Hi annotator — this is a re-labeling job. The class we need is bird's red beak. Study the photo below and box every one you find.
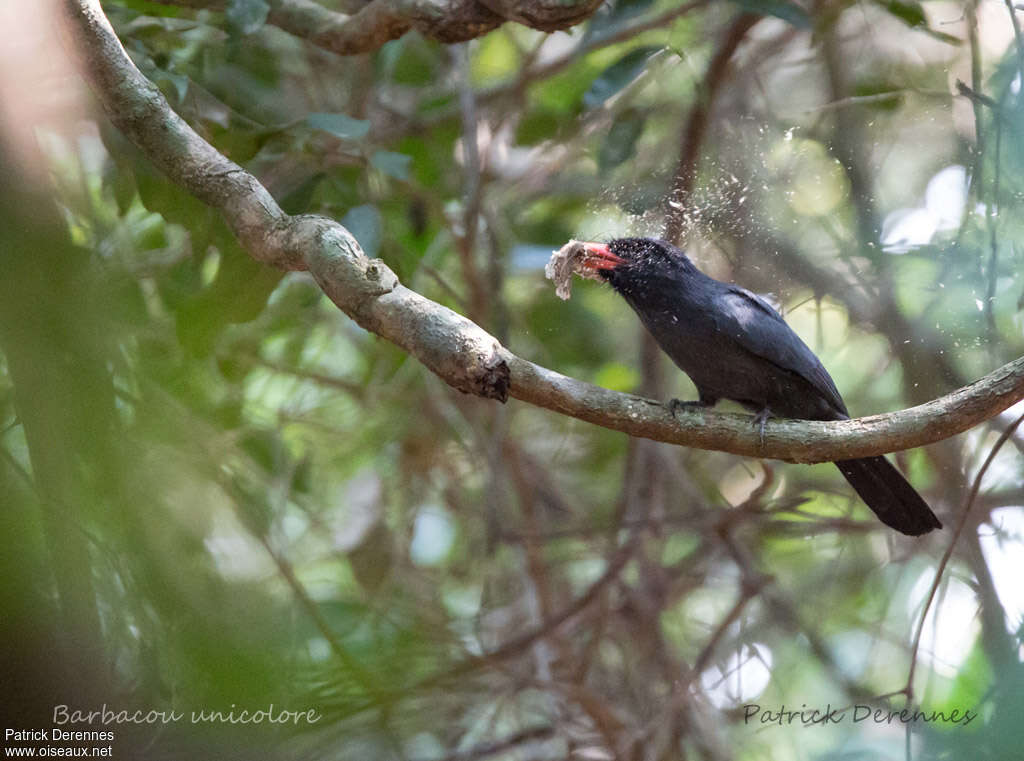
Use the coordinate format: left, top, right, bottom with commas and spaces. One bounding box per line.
579, 242, 626, 273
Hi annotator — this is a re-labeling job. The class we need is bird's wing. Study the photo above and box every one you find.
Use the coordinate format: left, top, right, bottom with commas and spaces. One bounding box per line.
714, 285, 848, 416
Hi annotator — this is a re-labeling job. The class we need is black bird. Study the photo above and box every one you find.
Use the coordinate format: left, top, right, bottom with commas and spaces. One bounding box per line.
578, 237, 941, 536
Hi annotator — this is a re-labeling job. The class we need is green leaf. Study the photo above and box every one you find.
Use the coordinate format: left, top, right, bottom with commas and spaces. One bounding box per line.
225, 0, 270, 35
586, 0, 657, 42
306, 112, 371, 140
852, 81, 904, 111
873, 0, 959, 43
383, 37, 442, 86
598, 109, 646, 171
397, 125, 458, 187
876, 0, 926, 27
583, 46, 662, 110
515, 111, 562, 145
593, 361, 640, 392
342, 205, 382, 258
731, 0, 811, 28
472, 31, 520, 87
370, 150, 412, 181
103, 159, 137, 215
162, 72, 190, 103
939, 640, 992, 719
922, 28, 961, 45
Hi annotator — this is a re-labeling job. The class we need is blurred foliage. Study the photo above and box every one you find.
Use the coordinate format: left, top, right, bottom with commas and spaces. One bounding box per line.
4, 0, 1024, 760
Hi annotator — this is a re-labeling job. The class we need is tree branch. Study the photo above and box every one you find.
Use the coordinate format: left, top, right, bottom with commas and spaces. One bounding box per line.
63, 0, 1024, 465
148, 0, 604, 55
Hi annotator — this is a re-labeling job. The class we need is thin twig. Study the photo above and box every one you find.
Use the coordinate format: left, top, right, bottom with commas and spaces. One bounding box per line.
417, 261, 470, 310
344, 533, 642, 717
229, 353, 367, 396
797, 90, 914, 113
1004, 0, 1024, 88
956, 82, 1020, 127
819, 11, 881, 257
627, 523, 766, 752
469, 0, 710, 113
524, 1, 705, 86
424, 725, 554, 761
375, 0, 709, 142
257, 533, 380, 692
904, 410, 1024, 700
453, 43, 488, 324
984, 95, 1004, 344
663, 12, 760, 244
956, 80, 1002, 113
965, 0, 986, 240
0, 443, 111, 557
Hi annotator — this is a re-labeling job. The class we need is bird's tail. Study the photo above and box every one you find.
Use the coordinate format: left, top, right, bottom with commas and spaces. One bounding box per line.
834, 457, 941, 536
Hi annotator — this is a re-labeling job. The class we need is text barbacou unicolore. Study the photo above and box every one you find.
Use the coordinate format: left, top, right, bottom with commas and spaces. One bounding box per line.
742, 704, 977, 727
52, 704, 321, 726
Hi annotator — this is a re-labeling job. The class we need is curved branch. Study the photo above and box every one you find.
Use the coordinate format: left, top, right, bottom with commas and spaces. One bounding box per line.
260, 0, 503, 51
506, 354, 1024, 462
148, 0, 603, 55
146, 0, 492, 55
62, 0, 1024, 465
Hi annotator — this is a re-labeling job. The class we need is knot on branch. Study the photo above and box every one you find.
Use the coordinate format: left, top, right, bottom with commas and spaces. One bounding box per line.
301, 217, 396, 306
464, 346, 510, 401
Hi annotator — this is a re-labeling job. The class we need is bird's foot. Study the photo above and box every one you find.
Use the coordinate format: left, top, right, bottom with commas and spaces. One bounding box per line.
667, 398, 710, 419
751, 407, 772, 446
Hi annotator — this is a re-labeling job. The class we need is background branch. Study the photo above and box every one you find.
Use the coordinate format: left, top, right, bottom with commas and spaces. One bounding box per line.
663, 11, 759, 244
150, 0, 605, 55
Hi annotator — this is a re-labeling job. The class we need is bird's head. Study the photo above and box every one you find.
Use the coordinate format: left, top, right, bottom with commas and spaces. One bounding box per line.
579, 238, 695, 293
